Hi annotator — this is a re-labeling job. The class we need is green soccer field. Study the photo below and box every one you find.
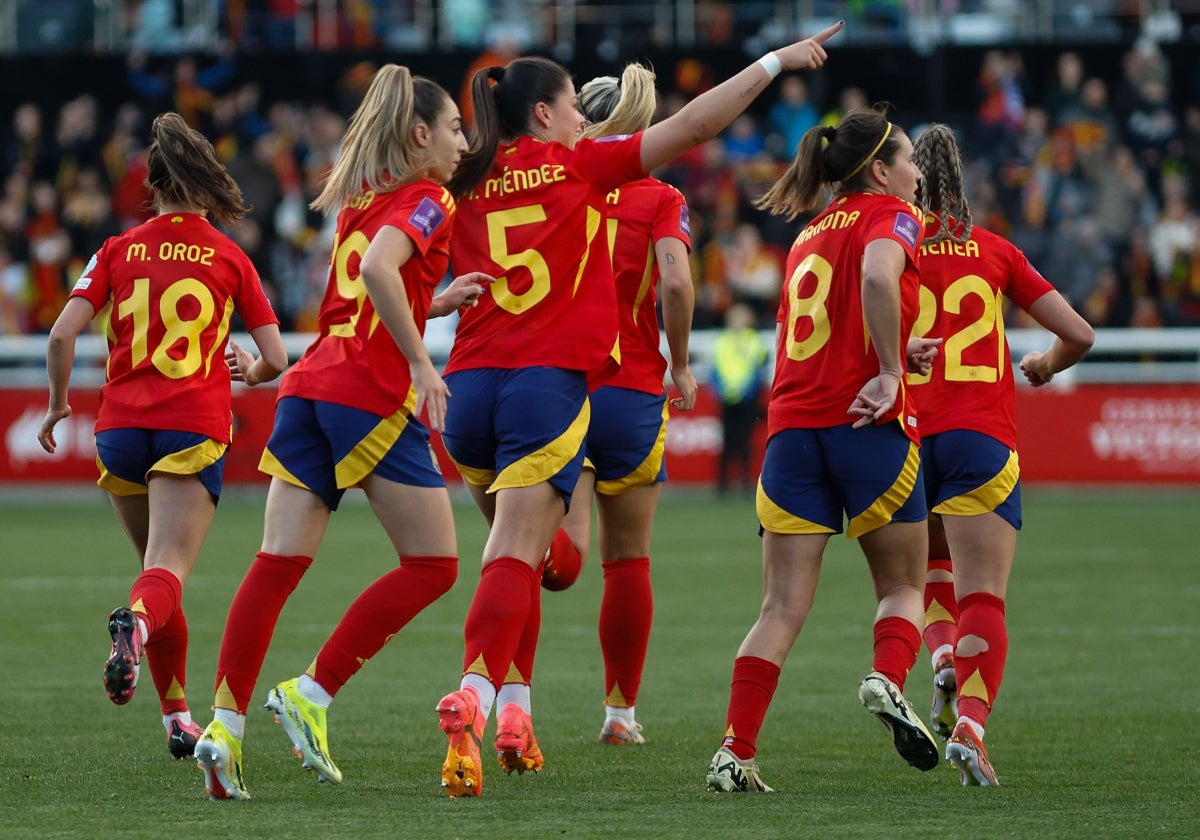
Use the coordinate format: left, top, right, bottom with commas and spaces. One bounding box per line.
1, 487, 1197, 838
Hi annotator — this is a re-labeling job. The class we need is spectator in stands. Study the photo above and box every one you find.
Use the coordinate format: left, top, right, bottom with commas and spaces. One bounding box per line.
127, 51, 235, 133
1043, 51, 1085, 128
767, 75, 820, 161
1149, 173, 1200, 325
723, 223, 783, 328
3, 103, 56, 182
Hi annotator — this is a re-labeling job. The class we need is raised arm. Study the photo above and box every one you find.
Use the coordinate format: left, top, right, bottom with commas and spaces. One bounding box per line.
639, 21, 843, 173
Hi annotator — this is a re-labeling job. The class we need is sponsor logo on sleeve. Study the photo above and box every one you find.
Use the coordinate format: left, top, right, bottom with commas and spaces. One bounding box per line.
408, 196, 446, 239
679, 204, 691, 238
893, 212, 920, 249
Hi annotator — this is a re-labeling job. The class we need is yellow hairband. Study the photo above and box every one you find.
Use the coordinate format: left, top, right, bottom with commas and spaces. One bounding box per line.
843, 122, 893, 180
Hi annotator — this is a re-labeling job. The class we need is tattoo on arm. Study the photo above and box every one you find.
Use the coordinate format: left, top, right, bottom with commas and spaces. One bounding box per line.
738, 79, 765, 98
663, 253, 676, 264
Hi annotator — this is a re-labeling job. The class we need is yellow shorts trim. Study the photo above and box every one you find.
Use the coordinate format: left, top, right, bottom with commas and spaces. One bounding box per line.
756, 478, 838, 535
595, 399, 669, 496
847, 440, 922, 539
489, 399, 591, 493
932, 449, 1020, 517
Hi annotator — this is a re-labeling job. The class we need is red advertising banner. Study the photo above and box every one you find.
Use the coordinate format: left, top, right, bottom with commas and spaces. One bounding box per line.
3, 384, 1197, 485
1014, 384, 1200, 483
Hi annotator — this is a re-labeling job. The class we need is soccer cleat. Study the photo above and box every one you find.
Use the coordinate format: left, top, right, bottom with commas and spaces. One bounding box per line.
265, 678, 342, 785
705, 746, 774, 793
598, 717, 645, 745
946, 720, 1000, 786
858, 671, 940, 771
195, 720, 250, 801
437, 688, 484, 797
930, 655, 959, 740
103, 607, 143, 705
494, 703, 545, 775
167, 718, 206, 760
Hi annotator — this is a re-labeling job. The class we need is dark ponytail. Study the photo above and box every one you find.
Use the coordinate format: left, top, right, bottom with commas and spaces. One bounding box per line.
447, 57, 572, 199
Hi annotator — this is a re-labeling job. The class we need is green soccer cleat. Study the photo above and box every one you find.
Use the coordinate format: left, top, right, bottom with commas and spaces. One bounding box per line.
195, 720, 250, 801
265, 678, 342, 785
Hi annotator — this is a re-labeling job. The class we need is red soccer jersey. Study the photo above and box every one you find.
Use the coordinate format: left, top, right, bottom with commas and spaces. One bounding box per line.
908, 220, 1054, 447
280, 180, 456, 418
604, 177, 692, 394
70, 212, 277, 442
767, 192, 924, 442
445, 133, 646, 388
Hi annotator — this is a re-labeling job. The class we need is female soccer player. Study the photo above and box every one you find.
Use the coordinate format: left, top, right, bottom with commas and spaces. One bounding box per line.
37, 112, 286, 760
533, 62, 698, 746
705, 106, 939, 794
910, 124, 1093, 786
193, 65, 491, 801
434, 23, 844, 798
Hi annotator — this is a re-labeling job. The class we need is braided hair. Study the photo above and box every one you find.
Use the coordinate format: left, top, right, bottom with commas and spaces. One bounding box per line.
911, 123, 972, 245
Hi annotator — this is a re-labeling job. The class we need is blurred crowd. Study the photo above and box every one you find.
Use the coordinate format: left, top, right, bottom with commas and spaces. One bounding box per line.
2, 38, 1200, 337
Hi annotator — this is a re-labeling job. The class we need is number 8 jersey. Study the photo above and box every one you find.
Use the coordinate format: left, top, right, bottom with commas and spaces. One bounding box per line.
768, 192, 924, 442
70, 212, 278, 442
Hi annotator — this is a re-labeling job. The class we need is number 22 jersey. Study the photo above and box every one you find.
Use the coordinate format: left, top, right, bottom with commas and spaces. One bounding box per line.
70, 212, 277, 443
909, 219, 1053, 448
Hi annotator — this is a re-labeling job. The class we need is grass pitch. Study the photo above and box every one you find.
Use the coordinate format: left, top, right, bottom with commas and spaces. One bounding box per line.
1, 487, 1197, 838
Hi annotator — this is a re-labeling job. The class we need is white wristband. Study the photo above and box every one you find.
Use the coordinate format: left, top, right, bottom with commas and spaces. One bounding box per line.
757, 52, 782, 79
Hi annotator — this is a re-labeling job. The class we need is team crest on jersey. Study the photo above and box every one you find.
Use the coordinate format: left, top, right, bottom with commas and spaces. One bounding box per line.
893, 212, 920, 248
409, 196, 446, 238
679, 204, 691, 238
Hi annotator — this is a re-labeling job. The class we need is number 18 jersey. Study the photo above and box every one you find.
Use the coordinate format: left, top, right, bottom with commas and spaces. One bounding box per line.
768, 192, 924, 442
70, 212, 277, 442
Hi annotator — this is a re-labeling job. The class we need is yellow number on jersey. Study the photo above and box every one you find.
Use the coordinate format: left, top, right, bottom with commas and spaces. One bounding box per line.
783, 253, 833, 361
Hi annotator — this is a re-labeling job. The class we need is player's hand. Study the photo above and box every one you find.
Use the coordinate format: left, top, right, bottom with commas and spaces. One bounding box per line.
906, 336, 943, 376
1019, 351, 1053, 387
38, 404, 71, 454
225, 339, 256, 384
669, 364, 698, 411
847, 370, 900, 429
438, 271, 494, 313
775, 20, 844, 72
411, 359, 451, 432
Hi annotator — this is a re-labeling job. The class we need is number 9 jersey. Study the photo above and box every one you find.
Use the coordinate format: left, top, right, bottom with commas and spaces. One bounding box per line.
908, 219, 1054, 448
70, 212, 278, 443
769, 192, 924, 443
